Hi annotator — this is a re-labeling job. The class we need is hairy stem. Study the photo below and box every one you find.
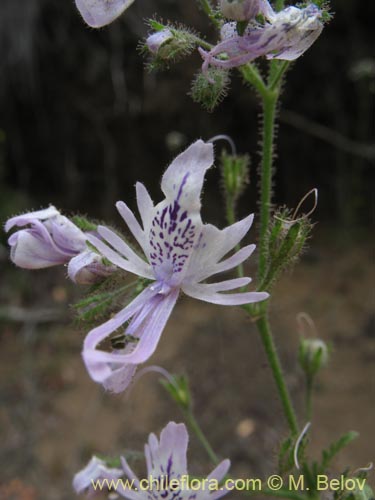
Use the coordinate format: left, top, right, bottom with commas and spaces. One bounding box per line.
256, 316, 299, 435
258, 91, 277, 283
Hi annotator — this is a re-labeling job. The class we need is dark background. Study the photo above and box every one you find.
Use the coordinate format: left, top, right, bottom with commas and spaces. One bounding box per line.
0, 0, 374, 226
0, 1, 374, 499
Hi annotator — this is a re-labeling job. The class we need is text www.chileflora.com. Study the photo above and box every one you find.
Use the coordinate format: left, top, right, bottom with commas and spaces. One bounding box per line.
91, 474, 368, 493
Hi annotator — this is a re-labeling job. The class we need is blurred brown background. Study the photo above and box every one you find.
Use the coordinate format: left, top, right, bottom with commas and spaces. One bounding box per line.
0, 0, 374, 499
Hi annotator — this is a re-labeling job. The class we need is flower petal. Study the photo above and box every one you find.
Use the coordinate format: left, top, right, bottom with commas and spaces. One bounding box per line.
75, 0, 135, 28
4, 206, 60, 232
73, 456, 123, 495
86, 233, 154, 279
67, 249, 115, 284
183, 282, 269, 305
192, 244, 256, 283
184, 214, 254, 283
161, 140, 214, 212
8, 230, 68, 268
83, 286, 179, 391
147, 422, 188, 478
136, 182, 154, 235
98, 225, 152, 275
116, 200, 150, 257
148, 140, 214, 285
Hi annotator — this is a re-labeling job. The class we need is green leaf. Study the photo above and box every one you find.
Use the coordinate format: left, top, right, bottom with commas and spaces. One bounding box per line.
321, 432, 359, 470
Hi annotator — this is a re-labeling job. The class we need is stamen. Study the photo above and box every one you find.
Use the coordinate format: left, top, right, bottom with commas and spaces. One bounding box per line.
297, 312, 318, 338
294, 422, 311, 470
354, 462, 374, 474
292, 188, 318, 221
208, 134, 237, 155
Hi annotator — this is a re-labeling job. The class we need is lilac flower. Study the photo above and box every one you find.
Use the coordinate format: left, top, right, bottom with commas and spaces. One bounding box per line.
119, 421, 231, 500
5, 206, 113, 285
73, 456, 123, 497
83, 140, 268, 393
200, 4, 323, 71
75, 0, 135, 28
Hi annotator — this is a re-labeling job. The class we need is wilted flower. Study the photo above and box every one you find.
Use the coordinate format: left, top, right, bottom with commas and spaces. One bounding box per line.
119, 422, 231, 499
83, 140, 268, 393
200, 4, 323, 71
73, 456, 123, 497
5, 206, 114, 284
75, 0, 135, 28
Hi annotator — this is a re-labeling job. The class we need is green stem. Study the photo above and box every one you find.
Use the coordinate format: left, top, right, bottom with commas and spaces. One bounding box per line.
197, 0, 222, 29
192, 35, 214, 51
258, 92, 277, 283
184, 410, 219, 465
269, 61, 290, 91
240, 63, 268, 99
306, 376, 313, 421
256, 316, 299, 435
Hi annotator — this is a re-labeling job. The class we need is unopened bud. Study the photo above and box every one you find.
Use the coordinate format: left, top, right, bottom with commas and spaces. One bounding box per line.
160, 374, 191, 412
299, 338, 329, 378
221, 151, 250, 201
190, 68, 230, 112
144, 23, 196, 67
260, 210, 312, 290
219, 0, 260, 21
146, 29, 173, 55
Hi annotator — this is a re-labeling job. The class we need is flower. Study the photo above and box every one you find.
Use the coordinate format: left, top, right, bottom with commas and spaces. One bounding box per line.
75, 0, 135, 28
200, 4, 323, 71
119, 422, 230, 500
73, 456, 123, 497
83, 140, 268, 392
5, 206, 114, 284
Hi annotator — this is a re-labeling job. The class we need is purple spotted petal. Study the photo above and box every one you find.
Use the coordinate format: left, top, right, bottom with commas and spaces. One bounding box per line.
75, 0, 135, 28
148, 140, 214, 285
145, 422, 188, 478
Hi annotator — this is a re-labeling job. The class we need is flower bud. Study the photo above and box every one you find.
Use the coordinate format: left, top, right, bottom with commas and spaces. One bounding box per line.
146, 29, 173, 55
260, 209, 312, 291
299, 338, 329, 378
219, 0, 260, 21
160, 374, 191, 412
144, 24, 197, 67
191, 67, 230, 112
221, 151, 250, 202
